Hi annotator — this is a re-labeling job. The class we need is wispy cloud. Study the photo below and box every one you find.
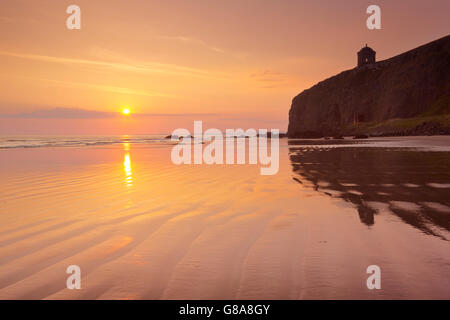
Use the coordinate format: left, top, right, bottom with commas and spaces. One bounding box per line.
3, 74, 170, 98
0, 16, 39, 24
155, 35, 226, 54
250, 69, 293, 88
0, 50, 217, 79
0, 107, 220, 119
1, 108, 115, 119
41, 77, 170, 98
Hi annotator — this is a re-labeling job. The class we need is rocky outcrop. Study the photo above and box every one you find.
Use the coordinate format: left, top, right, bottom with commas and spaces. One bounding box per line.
288, 35, 450, 138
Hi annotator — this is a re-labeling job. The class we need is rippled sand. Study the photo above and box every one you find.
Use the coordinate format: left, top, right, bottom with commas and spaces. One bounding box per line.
0, 137, 449, 299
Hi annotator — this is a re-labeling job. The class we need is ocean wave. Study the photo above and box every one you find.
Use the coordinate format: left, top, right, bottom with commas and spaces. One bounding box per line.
0, 135, 169, 149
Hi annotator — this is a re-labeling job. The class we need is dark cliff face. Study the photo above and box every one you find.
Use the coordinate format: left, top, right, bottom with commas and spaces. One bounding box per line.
288, 35, 450, 138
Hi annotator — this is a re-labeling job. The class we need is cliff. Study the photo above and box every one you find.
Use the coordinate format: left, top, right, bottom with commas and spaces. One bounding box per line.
288, 35, 450, 138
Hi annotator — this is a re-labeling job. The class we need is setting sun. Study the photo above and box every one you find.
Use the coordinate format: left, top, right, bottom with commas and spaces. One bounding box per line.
122, 108, 131, 115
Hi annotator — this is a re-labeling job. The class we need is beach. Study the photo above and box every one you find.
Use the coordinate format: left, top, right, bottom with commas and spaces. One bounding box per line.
0, 136, 449, 299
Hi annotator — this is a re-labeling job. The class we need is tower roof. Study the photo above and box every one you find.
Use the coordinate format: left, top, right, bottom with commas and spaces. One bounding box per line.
359, 44, 376, 54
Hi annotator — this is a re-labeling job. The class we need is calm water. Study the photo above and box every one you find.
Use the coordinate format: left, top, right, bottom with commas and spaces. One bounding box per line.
0, 136, 449, 299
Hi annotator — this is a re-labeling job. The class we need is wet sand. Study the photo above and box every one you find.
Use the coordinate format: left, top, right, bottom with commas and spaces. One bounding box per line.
0, 136, 449, 299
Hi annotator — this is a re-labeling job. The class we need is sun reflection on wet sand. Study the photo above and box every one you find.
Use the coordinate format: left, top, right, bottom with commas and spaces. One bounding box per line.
123, 143, 133, 188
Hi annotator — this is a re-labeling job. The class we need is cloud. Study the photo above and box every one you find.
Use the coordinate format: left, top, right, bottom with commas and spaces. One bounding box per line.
3, 74, 170, 98
0, 50, 216, 79
1, 108, 115, 119
0, 16, 39, 24
41, 77, 170, 98
0, 107, 220, 119
221, 117, 285, 124
137, 113, 220, 117
249, 69, 292, 88
155, 35, 226, 54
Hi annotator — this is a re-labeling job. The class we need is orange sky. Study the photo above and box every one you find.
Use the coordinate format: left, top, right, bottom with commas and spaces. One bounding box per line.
0, 0, 449, 134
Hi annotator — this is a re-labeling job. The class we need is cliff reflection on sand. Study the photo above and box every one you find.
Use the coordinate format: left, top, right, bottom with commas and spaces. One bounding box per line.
289, 139, 450, 240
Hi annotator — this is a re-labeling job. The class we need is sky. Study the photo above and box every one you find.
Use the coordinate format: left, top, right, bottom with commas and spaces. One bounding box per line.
0, 0, 449, 135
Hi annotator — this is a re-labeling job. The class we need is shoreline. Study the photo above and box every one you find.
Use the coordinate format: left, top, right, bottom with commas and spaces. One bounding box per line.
287, 115, 450, 139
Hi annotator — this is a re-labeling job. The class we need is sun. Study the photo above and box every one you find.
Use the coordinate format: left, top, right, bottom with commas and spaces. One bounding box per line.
122, 108, 131, 115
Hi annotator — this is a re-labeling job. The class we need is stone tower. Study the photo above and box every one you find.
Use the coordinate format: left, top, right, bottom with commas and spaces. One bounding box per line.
357, 44, 376, 67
